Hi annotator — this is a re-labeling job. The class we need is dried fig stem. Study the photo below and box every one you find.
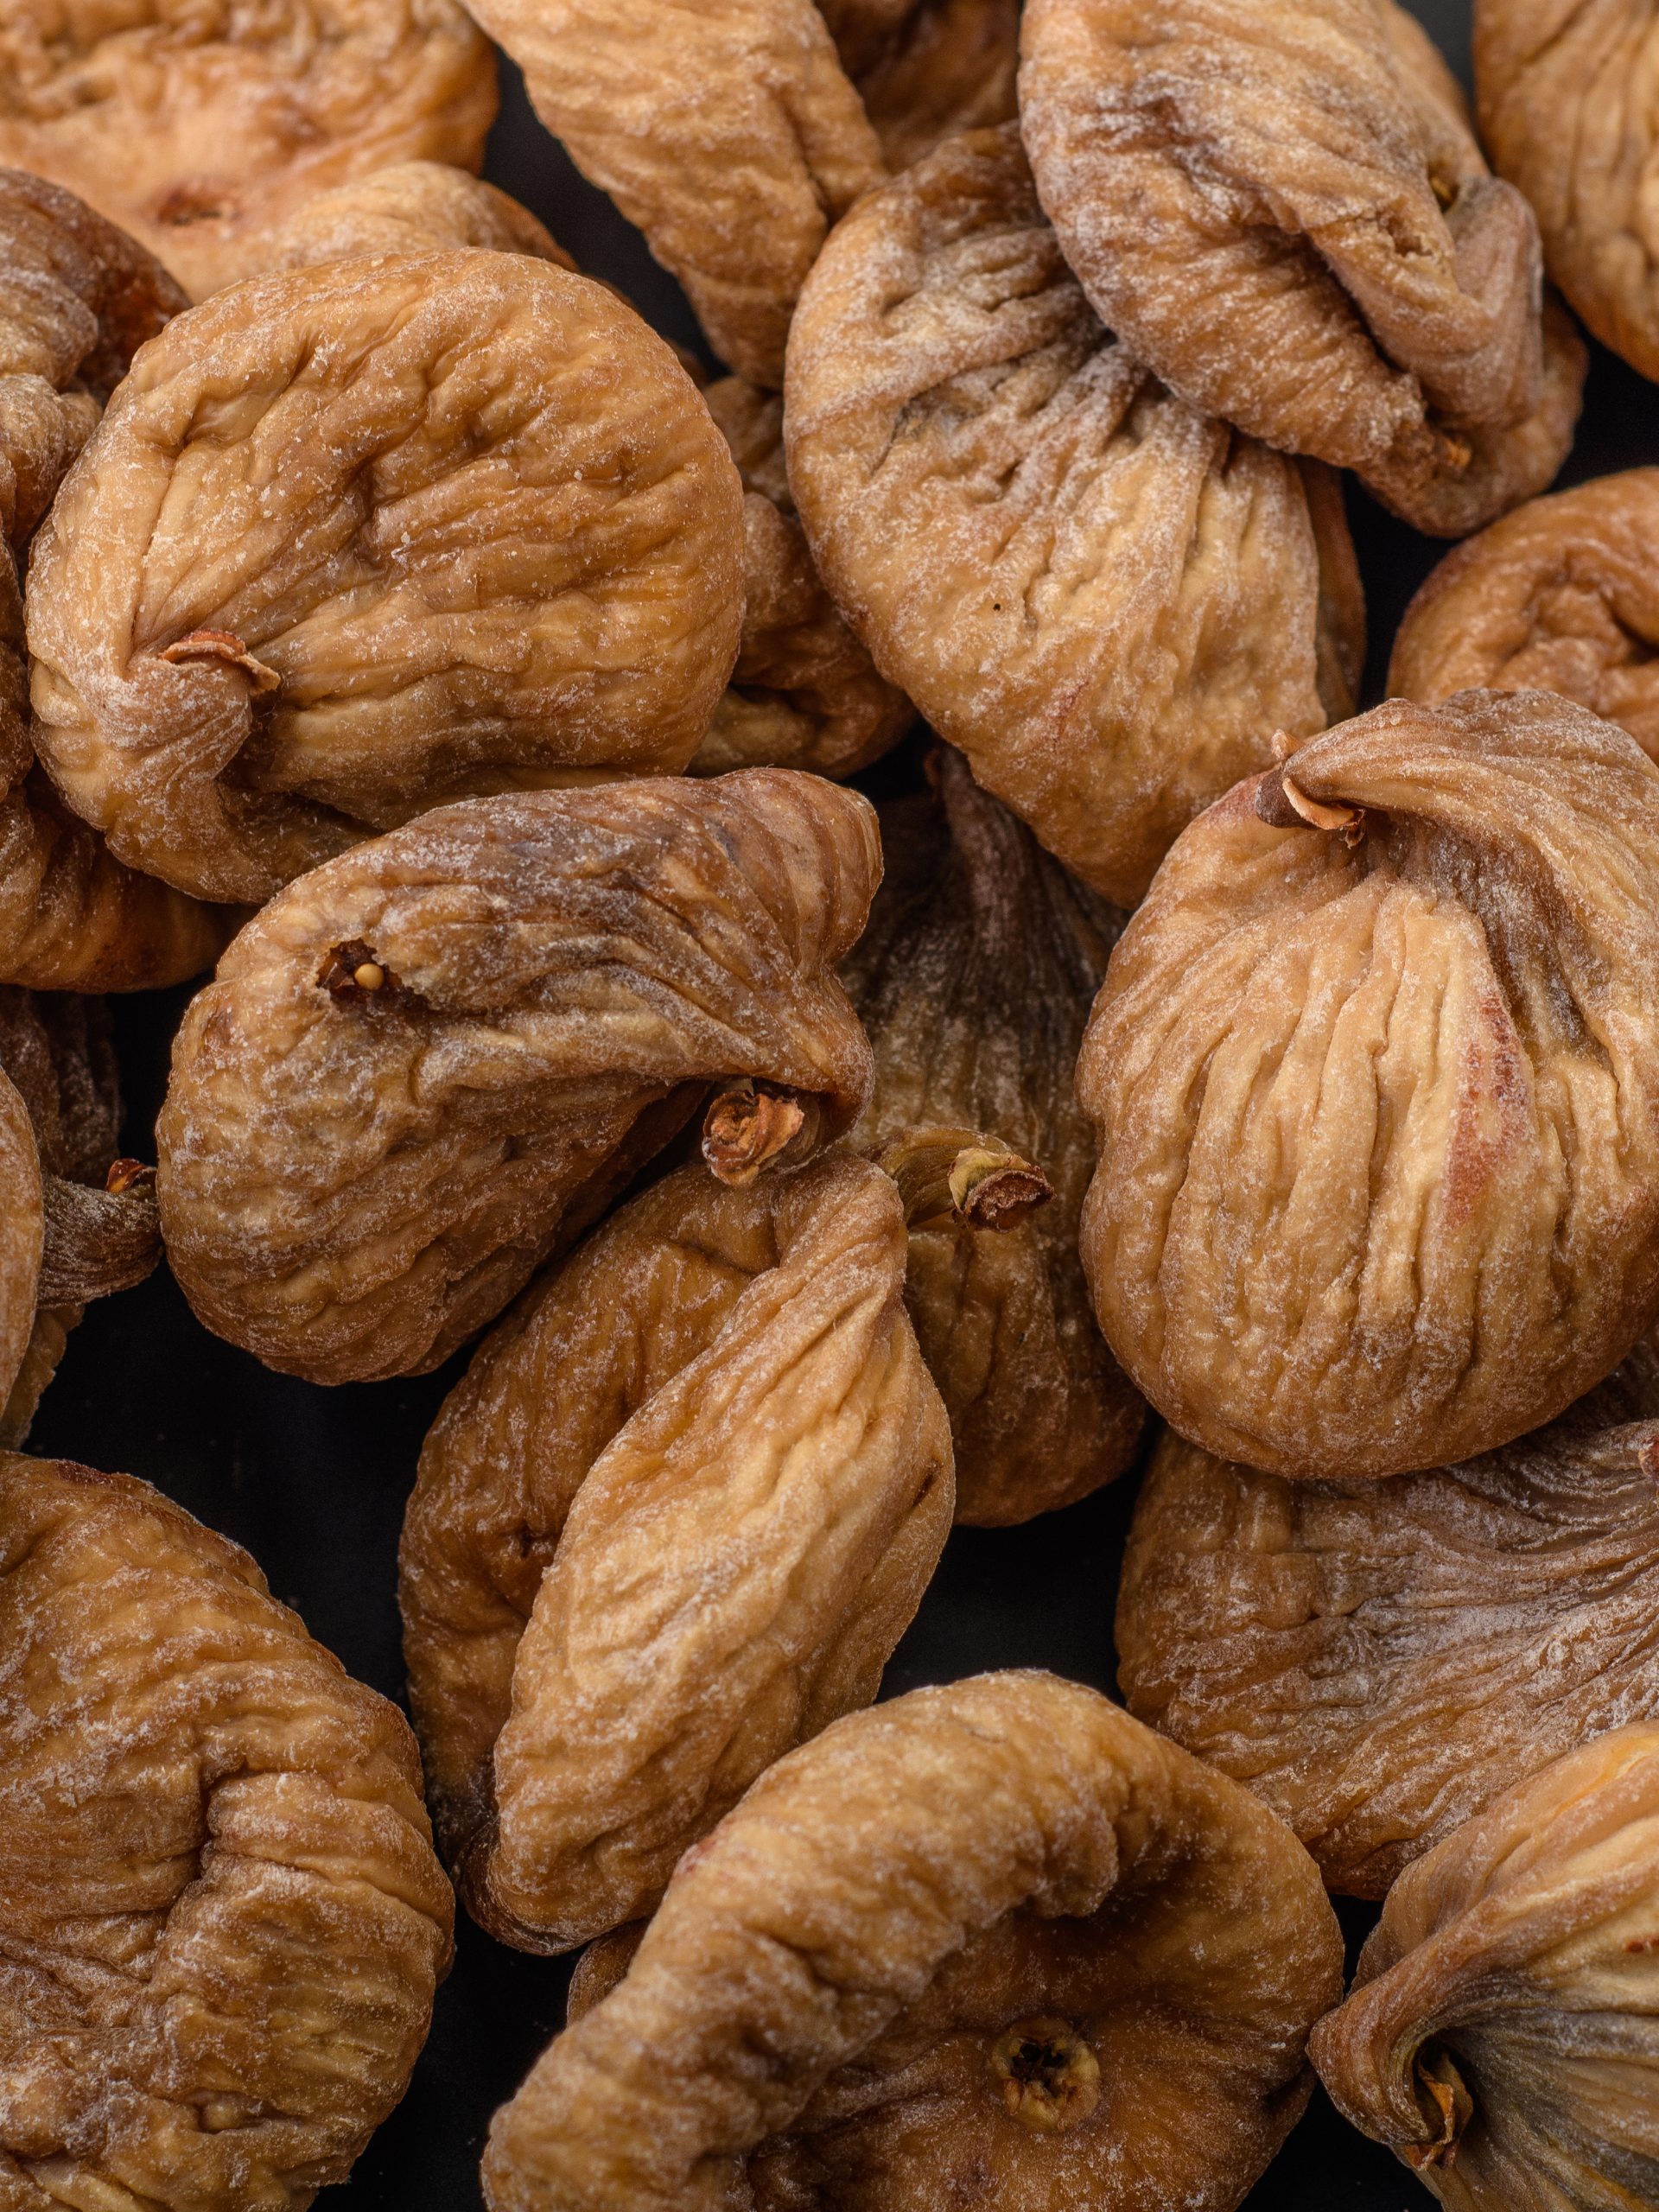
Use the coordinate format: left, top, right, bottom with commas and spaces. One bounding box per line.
1579, 1421, 1659, 1478
156, 629, 282, 694
1404, 2050, 1473, 2171
39, 1161, 160, 1304
701, 1080, 820, 1187
1255, 762, 1367, 845
876, 1125, 1052, 1232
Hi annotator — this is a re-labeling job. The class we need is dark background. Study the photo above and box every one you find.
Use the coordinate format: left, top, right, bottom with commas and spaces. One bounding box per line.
25, 0, 1644, 2201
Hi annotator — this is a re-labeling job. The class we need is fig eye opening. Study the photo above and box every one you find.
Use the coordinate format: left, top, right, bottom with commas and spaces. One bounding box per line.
988, 2015, 1102, 2133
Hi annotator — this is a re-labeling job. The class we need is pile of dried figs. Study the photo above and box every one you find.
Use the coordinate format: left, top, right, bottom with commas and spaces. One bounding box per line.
5, 0, 1659, 2204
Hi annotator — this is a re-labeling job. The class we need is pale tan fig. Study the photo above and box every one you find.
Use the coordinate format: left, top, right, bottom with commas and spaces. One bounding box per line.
1019, 0, 1586, 535
400, 1151, 952, 1952
0, 1452, 454, 2209
26, 251, 747, 904
265, 161, 576, 273
156, 772, 879, 1386
1080, 689, 1659, 1479
1311, 1725, 1659, 2209
819, 0, 1017, 168
785, 123, 1364, 906
482, 1671, 1343, 2212
842, 749, 1146, 1523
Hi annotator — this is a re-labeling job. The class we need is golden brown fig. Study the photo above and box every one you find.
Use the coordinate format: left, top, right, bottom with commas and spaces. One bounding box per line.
26, 251, 747, 905
820, 0, 1018, 169
0, 1452, 454, 2209
156, 772, 879, 1385
1390, 469, 1659, 760
1116, 1350, 1659, 1897
785, 123, 1364, 906
400, 1151, 952, 1952
481, 1670, 1344, 2212
842, 749, 1146, 1523
1311, 1726, 1659, 2209
265, 161, 575, 273
0, 0, 497, 301
1019, 0, 1586, 536
1080, 689, 1659, 1480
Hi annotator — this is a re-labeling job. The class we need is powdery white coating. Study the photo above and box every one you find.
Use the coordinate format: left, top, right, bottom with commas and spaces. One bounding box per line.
25, 250, 748, 905
483, 1671, 1344, 2212
1312, 1725, 1659, 2208
156, 772, 880, 1386
457, 0, 885, 386
401, 1151, 952, 1952
1020, 0, 1584, 535
0, 0, 498, 300
265, 160, 576, 273
0, 1455, 454, 2210
785, 122, 1363, 907
820, 0, 1018, 169
1080, 688, 1659, 1480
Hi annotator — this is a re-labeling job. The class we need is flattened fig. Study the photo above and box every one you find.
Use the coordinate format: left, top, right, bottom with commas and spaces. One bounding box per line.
400, 1151, 952, 1951
1080, 690, 1659, 1478
482, 1671, 1343, 2212
156, 772, 879, 1384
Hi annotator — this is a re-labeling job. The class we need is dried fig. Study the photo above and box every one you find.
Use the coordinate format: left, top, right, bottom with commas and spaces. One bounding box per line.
266, 160, 575, 273
1311, 1725, 1659, 2209
26, 251, 747, 905
842, 749, 1146, 1524
1019, 0, 1586, 536
400, 1150, 952, 1952
0, 1452, 454, 2209
1117, 1347, 1659, 1897
695, 375, 914, 779
481, 1670, 1344, 2211
1390, 470, 1659, 760
156, 772, 879, 1385
819, 0, 1018, 169
785, 122, 1364, 906
0, 0, 497, 302
1079, 689, 1659, 1479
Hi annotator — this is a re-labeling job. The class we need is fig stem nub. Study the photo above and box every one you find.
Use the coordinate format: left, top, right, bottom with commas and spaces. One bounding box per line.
876, 1125, 1052, 1232
701, 1080, 810, 1188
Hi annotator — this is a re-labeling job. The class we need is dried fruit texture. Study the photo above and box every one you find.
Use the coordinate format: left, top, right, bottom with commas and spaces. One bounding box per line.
1117, 1344, 1659, 1897
819, 0, 1018, 168
457, 0, 884, 387
0, 1453, 454, 2209
694, 376, 913, 779
156, 772, 879, 1385
1079, 689, 1659, 1480
1019, 0, 1586, 536
1311, 1726, 1659, 2209
401, 1151, 952, 1953
481, 1670, 1344, 2212
0, 0, 496, 302
1390, 470, 1659, 761
785, 123, 1365, 906
26, 251, 747, 905
266, 161, 575, 273
841, 750, 1145, 1524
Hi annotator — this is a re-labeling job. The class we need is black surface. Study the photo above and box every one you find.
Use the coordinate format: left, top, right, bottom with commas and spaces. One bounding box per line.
18, 2, 1621, 2202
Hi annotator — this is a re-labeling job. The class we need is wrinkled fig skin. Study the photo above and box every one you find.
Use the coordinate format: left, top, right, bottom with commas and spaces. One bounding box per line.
26, 251, 747, 906
1391, 469, 1659, 760
156, 773, 880, 1386
695, 376, 914, 780
0, 1455, 454, 2210
785, 123, 1364, 907
0, 0, 497, 302
819, 0, 1018, 169
1019, 0, 1585, 536
0, 1066, 40, 1421
842, 752, 1146, 1524
401, 1153, 953, 1953
265, 160, 576, 273
1311, 1726, 1659, 2209
1117, 1348, 1659, 1897
1080, 690, 1659, 1481
482, 1671, 1344, 2212
456, 0, 884, 387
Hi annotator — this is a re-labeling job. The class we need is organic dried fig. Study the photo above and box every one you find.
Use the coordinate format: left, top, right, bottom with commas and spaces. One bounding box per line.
0, 0, 497, 301
1390, 470, 1659, 760
481, 1670, 1343, 2211
1079, 689, 1659, 1479
1117, 1346, 1659, 1897
1311, 1725, 1659, 2209
785, 122, 1364, 906
26, 251, 747, 904
1019, 0, 1586, 536
694, 375, 913, 779
842, 749, 1145, 1524
400, 1150, 952, 1952
0, 1452, 454, 2209
156, 772, 879, 1385
819, 0, 1018, 168
266, 160, 575, 273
